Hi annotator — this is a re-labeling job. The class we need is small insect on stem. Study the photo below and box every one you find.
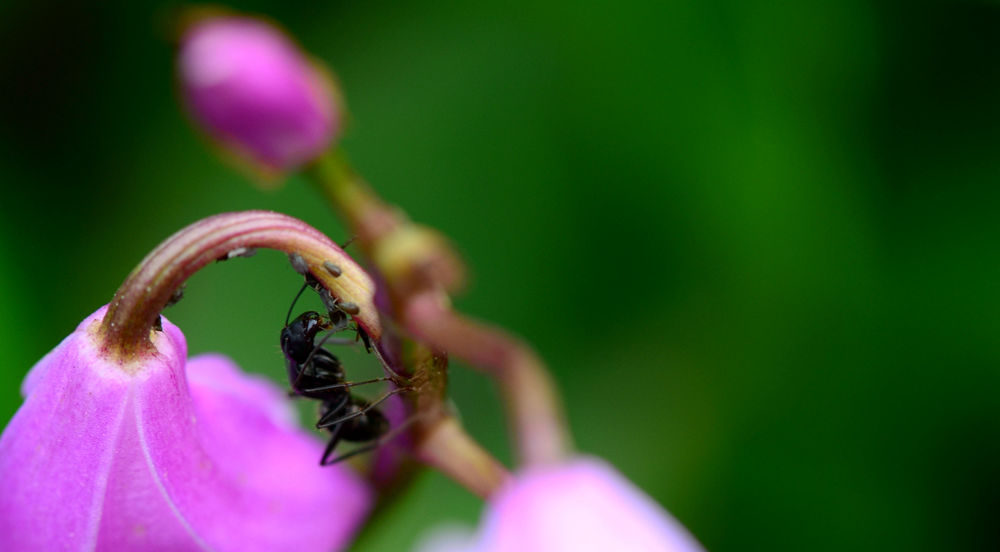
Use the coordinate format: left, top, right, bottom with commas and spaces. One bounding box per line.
323, 261, 342, 278
288, 252, 310, 275
157, 285, 184, 334
217, 247, 257, 262
165, 285, 186, 308
315, 285, 338, 311
336, 301, 360, 315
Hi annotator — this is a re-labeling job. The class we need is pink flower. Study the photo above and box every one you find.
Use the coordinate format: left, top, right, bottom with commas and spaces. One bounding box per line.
0, 306, 370, 551
177, 16, 339, 173
419, 458, 704, 552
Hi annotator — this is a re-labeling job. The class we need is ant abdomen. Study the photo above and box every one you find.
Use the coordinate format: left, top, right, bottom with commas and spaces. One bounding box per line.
319, 397, 388, 442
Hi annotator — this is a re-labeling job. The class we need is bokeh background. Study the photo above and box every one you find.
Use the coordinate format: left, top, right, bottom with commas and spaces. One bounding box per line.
2, 0, 1000, 550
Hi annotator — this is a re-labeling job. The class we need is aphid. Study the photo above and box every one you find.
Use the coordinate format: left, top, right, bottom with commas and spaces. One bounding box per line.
157, 285, 185, 331
294, 272, 351, 331
288, 252, 310, 275
315, 286, 347, 328
217, 246, 257, 261
165, 284, 186, 307
280, 285, 405, 465
336, 301, 360, 315
323, 261, 342, 277
290, 254, 354, 321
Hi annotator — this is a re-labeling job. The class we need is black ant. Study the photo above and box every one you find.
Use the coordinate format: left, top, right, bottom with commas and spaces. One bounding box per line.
280, 274, 408, 465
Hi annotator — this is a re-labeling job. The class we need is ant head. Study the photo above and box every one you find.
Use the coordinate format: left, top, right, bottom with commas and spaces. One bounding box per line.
289, 311, 328, 332
282, 310, 329, 357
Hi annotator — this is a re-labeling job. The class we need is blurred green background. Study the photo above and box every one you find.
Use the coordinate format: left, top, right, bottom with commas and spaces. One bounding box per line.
2, 0, 1000, 550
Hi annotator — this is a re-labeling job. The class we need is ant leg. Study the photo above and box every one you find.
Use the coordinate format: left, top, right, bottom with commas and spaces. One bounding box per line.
355, 326, 373, 353
320, 423, 345, 465
317, 395, 351, 464
327, 394, 350, 416
316, 387, 409, 429
316, 286, 348, 327
322, 414, 423, 465
316, 335, 356, 347
315, 393, 351, 428
301, 330, 355, 374
298, 376, 391, 395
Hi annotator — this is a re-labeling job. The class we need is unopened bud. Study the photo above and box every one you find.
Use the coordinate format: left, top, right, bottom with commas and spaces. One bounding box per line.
177, 16, 340, 177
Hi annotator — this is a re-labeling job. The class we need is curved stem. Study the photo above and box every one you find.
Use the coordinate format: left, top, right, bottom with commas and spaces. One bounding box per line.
308, 150, 400, 244
416, 416, 510, 498
307, 151, 571, 467
308, 152, 465, 295
404, 291, 570, 466
374, 340, 510, 498
97, 210, 509, 498
99, 210, 380, 361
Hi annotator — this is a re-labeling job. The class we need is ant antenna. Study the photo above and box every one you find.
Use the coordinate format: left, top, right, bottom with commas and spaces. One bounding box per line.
285, 282, 310, 327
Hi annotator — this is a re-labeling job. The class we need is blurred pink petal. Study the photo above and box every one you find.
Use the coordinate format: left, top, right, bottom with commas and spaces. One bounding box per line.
178, 16, 339, 172
0, 306, 371, 551
421, 457, 704, 552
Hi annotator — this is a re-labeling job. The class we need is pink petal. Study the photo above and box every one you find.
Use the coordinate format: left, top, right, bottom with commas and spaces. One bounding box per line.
0, 306, 371, 552
430, 458, 705, 552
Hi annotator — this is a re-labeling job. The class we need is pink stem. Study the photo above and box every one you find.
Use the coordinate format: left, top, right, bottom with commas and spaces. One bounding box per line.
416, 417, 510, 498
99, 210, 379, 360
404, 291, 571, 466
97, 210, 510, 497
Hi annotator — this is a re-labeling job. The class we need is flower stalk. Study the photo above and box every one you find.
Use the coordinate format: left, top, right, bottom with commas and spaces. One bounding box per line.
416, 417, 510, 499
97, 209, 508, 497
404, 290, 569, 466
171, 12, 512, 497
167, 14, 700, 546
393, 342, 508, 498
309, 151, 465, 296
307, 151, 571, 466
99, 211, 380, 362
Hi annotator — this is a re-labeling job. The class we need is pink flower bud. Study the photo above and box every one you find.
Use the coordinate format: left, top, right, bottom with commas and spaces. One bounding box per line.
0, 306, 370, 551
177, 16, 339, 174
419, 458, 704, 552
